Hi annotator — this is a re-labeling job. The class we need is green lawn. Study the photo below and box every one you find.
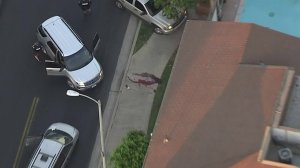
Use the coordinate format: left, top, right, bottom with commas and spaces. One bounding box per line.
147, 50, 177, 135
133, 22, 153, 54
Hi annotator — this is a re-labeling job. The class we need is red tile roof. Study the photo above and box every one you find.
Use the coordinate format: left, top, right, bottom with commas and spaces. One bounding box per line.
143, 21, 296, 168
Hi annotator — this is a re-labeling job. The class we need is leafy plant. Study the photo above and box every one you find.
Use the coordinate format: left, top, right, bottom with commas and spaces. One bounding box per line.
110, 130, 149, 168
154, 0, 201, 19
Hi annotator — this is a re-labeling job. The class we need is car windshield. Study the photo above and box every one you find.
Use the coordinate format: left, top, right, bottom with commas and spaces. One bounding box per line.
64, 47, 93, 71
45, 130, 73, 145
145, 0, 162, 16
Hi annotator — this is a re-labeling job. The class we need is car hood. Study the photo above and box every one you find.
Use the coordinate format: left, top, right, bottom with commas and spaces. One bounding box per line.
49, 123, 79, 138
68, 58, 101, 84
153, 10, 177, 26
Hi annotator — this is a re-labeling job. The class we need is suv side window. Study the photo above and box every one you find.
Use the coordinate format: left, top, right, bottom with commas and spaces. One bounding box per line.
54, 144, 72, 168
126, 0, 133, 4
134, 1, 146, 12
47, 41, 57, 54
54, 156, 64, 168
38, 25, 47, 37
61, 144, 72, 157
57, 52, 65, 66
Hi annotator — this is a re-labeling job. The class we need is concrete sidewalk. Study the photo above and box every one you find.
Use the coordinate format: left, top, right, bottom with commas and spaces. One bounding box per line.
104, 21, 184, 167
88, 17, 184, 168
90, 0, 242, 167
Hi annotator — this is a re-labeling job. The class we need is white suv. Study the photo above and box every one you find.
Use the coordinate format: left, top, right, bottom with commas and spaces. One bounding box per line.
27, 123, 79, 168
115, 0, 187, 34
36, 16, 103, 91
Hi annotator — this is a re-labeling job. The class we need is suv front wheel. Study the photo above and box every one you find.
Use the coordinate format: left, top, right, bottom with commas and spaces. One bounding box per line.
67, 80, 75, 89
115, 1, 123, 9
154, 27, 163, 34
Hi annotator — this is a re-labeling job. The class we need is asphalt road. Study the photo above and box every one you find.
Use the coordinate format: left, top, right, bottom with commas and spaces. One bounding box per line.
0, 0, 130, 167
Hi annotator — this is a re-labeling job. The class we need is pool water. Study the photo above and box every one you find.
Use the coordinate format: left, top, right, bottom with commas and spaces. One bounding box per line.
239, 0, 300, 38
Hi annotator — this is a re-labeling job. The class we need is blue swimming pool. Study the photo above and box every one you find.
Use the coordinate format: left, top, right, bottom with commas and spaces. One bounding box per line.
239, 0, 300, 38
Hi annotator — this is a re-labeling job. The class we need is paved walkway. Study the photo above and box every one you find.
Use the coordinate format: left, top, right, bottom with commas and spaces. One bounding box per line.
89, 0, 242, 167
104, 21, 184, 168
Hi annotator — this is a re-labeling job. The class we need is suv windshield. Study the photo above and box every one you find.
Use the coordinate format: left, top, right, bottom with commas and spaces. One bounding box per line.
45, 130, 73, 145
64, 47, 93, 71
145, 0, 162, 16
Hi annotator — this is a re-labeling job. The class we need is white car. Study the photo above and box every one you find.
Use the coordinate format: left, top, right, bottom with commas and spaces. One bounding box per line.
115, 0, 187, 34
27, 123, 79, 168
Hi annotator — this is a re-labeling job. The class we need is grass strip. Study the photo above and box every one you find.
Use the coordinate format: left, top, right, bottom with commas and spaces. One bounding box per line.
133, 22, 153, 54
147, 50, 177, 136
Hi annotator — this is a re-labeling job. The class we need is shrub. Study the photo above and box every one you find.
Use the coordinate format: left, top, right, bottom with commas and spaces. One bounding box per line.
110, 130, 149, 168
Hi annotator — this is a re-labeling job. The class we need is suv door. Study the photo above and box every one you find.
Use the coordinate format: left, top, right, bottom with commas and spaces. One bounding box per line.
134, 0, 151, 23
45, 51, 65, 76
45, 41, 58, 60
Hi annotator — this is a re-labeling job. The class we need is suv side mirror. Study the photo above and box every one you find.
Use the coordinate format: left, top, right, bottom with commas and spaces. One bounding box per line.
91, 33, 100, 55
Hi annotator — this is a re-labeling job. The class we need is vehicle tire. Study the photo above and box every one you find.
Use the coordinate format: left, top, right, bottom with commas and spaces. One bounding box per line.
115, 1, 123, 9
67, 80, 75, 89
154, 27, 163, 34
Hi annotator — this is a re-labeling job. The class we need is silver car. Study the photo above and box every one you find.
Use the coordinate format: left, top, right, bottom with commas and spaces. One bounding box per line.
36, 16, 103, 90
115, 0, 187, 34
27, 123, 79, 168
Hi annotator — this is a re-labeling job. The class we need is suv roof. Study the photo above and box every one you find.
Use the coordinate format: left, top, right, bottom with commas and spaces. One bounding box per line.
42, 16, 83, 56
30, 139, 63, 168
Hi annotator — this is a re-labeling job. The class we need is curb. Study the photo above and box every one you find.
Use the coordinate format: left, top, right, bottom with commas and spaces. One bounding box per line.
104, 16, 141, 155
88, 15, 141, 168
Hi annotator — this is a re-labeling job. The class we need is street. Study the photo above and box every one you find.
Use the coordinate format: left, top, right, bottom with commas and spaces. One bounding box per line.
0, 0, 130, 167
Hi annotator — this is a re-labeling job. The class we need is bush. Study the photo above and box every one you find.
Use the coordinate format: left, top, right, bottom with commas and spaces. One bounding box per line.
155, 0, 197, 19
110, 130, 149, 168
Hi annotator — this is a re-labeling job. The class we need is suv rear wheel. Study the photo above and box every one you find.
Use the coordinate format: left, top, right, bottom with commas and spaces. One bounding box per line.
115, 1, 123, 9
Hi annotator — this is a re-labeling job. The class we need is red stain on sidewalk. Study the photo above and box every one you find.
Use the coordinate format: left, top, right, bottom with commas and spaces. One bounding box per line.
128, 72, 161, 86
